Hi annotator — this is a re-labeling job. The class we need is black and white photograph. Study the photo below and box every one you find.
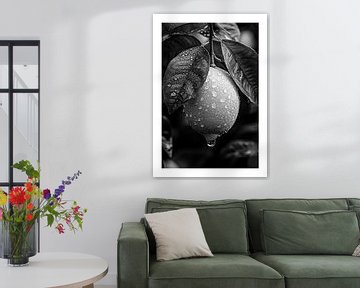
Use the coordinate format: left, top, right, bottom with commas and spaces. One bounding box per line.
153, 14, 267, 177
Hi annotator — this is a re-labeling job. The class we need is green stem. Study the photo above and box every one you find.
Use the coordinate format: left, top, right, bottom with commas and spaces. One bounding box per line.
9, 222, 27, 258
209, 23, 215, 67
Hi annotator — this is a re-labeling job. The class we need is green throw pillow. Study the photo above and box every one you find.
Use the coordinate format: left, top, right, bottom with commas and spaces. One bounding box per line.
349, 205, 360, 228
261, 209, 360, 255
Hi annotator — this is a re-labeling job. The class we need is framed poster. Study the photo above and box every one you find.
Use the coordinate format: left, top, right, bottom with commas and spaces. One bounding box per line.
153, 14, 267, 177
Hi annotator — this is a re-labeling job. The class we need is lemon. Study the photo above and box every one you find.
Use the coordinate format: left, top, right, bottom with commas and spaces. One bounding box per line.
183, 67, 240, 146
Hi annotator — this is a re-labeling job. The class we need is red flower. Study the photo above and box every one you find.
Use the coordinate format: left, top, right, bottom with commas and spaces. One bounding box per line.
26, 203, 34, 210
25, 182, 33, 192
24, 193, 31, 200
9, 187, 26, 205
56, 223, 65, 234
26, 214, 33, 221
72, 205, 80, 215
65, 214, 71, 225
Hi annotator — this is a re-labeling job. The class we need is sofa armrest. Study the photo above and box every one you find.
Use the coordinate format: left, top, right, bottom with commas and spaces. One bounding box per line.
118, 222, 149, 288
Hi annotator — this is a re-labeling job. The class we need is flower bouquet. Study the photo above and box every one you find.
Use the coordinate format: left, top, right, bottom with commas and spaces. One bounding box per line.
0, 160, 87, 266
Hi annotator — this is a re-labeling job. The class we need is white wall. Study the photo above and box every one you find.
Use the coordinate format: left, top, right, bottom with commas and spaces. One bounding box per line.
1, 0, 360, 285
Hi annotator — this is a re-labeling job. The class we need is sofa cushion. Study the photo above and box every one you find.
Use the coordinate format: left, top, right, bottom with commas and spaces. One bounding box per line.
246, 198, 349, 252
252, 252, 360, 288
348, 205, 360, 228
346, 199, 360, 229
347, 198, 360, 207
149, 254, 284, 288
146, 198, 249, 254
145, 208, 213, 261
261, 209, 359, 255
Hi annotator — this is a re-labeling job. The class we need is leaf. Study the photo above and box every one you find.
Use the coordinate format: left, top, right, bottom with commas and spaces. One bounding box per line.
221, 39, 258, 104
220, 140, 258, 159
46, 205, 60, 217
214, 23, 241, 42
47, 214, 54, 227
188, 23, 240, 42
13, 160, 40, 180
218, 140, 258, 168
162, 23, 183, 36
162, 34, 201, 76
162, 116, 173, 158
163, 46, 210, 114
75, 216, 83, 230
163, 23, 208, 38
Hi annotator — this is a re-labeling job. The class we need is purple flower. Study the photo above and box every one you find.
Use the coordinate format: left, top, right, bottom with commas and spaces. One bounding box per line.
54, 189, 63, 198
43, 189, 51, 200
54, 170, 82, 199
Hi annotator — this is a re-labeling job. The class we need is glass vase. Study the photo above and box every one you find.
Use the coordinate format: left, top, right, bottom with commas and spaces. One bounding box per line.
0, 220, 37, 266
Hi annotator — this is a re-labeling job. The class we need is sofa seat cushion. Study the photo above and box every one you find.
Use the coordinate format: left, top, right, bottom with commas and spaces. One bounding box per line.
252, 252, 360, 288
149, 254, 284, 288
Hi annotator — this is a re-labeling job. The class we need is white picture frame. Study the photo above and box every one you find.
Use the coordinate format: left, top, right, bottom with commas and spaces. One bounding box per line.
153, 14, 267, 177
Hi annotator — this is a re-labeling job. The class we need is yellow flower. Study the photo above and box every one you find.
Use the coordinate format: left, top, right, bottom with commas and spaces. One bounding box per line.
0, 190, 7, 206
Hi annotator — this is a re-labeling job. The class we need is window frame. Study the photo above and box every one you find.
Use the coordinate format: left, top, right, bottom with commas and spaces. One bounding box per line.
0, 40, 40, 189
0, 40, 40, 252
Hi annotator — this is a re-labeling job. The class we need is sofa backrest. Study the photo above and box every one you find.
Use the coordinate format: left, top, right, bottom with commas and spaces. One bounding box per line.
245, 198, 350, 252
145, 198, 249, 254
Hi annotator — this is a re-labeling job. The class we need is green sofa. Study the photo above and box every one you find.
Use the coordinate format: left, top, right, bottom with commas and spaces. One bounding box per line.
118, 198, 360, 288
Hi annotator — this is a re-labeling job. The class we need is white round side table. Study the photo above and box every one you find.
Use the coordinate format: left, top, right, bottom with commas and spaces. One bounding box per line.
0, 252, 108, 288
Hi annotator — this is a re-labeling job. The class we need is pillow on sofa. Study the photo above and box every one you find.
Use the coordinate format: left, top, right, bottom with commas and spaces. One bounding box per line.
151, 206, 249, 254
353, 244, 360, 256
145, 208, 213, 261
261, 209, 359, 255
349, 205, 360, 228
146, 199, 249, 254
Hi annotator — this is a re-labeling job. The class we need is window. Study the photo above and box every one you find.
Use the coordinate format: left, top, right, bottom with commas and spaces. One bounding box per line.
0, 41, 40, 190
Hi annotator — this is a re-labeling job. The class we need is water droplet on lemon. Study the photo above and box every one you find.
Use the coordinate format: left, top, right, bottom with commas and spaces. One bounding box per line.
207, 139, 217, 147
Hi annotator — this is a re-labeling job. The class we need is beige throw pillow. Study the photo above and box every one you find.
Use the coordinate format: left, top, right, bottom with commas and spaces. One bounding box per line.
145, 208, 213, 261
353, 244, 360, 256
